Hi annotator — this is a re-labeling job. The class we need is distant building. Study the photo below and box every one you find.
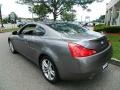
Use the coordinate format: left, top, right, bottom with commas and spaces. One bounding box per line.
105, 0, 120, 26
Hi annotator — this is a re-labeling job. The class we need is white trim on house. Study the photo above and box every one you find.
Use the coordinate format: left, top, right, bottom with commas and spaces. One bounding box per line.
105, 0, 120, 26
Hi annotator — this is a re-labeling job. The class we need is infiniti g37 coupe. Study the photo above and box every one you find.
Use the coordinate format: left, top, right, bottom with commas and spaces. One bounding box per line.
8, 22, 112, 83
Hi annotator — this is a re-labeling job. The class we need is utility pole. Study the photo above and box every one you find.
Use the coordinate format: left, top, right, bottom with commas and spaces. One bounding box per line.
28, 6, 34, 21
0, 4, 4, 27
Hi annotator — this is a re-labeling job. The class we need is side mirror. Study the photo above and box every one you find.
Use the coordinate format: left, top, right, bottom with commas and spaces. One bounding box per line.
12, 31, 18, 35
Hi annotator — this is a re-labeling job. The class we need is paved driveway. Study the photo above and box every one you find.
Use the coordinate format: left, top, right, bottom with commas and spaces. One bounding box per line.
0, 32, 120, 90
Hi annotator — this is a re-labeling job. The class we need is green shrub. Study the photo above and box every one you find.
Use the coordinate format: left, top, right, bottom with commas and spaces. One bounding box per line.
94, 24, 106, 31
95, 24, 106, 27
94, 25, 120, 33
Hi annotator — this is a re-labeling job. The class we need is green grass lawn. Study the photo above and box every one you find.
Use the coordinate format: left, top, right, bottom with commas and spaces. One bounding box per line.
0, 28, 19, 33
107, 34, 120, 60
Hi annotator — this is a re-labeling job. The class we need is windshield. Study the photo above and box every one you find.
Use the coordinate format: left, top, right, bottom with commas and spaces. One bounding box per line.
48, 23, 87, 35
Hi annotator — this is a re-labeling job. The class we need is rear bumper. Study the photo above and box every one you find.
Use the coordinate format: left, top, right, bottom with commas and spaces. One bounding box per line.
57, 45, 112, 80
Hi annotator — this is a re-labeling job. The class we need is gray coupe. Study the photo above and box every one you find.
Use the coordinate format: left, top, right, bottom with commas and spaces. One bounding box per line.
8, 22, 112, 83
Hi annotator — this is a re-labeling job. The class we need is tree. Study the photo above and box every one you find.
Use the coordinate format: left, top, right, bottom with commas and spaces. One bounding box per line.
8, 12, 18, 23
99, 15, 105, 23
2, 17, 9, 24
61, 11, 76, 21
93, 15, 105, 23
32, 4, 49, 20
17, 0, 98, 21
0, 4, 4, 27
98, 15, 105, 23
99, 15, 105, 20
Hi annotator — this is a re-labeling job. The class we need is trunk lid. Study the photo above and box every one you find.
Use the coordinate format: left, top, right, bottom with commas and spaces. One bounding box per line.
62, 31, 109, 53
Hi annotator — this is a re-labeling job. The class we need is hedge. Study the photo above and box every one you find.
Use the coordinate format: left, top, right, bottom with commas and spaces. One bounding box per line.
94, 25, 120, 33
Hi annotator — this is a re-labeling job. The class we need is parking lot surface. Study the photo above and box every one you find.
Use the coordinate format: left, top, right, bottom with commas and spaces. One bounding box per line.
0, 32, 120, 90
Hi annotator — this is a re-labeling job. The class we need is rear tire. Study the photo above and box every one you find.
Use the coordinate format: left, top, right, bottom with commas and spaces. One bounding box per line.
40, 56, 59, 84
9, 41, 17, 54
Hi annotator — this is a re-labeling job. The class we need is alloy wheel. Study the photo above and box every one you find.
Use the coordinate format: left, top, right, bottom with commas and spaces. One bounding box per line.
9, 41, 14, 53
41, 59, 56, 81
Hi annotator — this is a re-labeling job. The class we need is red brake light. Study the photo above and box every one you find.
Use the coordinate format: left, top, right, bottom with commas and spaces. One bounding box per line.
68, 43, 96, 58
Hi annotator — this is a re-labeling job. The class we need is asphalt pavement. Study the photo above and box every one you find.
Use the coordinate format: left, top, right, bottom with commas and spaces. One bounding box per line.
0, 32, 120, 90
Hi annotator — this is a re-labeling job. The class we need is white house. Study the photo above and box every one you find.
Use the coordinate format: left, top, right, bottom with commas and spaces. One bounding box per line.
105, 0, 120, 26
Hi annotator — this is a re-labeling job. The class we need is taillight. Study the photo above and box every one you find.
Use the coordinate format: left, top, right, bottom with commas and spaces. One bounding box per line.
68, 43, 96, 58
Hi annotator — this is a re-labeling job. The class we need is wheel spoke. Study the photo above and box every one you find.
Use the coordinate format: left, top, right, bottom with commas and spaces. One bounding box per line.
48, 61, 51, 67
50, 70, 55, 77
42, 67, 48, 73
49, 65, 55, 77
42, 59, 56, 81
48, 71, 52, 80
43, 60, 49, 68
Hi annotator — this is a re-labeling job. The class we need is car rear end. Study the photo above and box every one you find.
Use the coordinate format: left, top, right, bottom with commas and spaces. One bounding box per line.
57, 36, 112, 80
47, 22, 112, 80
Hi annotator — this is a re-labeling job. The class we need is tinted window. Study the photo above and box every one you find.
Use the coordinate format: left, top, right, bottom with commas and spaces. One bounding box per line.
36, 26, 45, 33
20, 24, 36, 35
48, 23, 86, 34
23, 24, 36, 31
32, 26, 45, 36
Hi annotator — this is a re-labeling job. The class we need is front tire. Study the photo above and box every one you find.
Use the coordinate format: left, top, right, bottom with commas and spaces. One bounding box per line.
9, 41, 17, 54
40, 56, 59, 84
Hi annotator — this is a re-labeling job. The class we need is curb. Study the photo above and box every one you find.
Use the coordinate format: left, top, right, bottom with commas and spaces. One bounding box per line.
109, 58, 120, 66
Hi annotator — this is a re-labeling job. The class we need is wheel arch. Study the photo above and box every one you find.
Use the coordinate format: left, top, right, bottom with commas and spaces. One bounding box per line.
8, 38, 10, 43
38, 53, 58, 66
38, 47, 59, 66
38, 53, 60, 79
38, 53, 49, 65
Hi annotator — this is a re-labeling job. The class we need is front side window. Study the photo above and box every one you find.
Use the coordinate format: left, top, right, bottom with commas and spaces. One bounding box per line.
20, 24, 36, 35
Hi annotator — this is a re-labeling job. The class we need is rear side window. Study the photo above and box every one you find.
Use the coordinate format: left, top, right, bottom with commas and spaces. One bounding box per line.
32, 26, 45, 36
36, 26, 45, 33
48, 23, 86, 34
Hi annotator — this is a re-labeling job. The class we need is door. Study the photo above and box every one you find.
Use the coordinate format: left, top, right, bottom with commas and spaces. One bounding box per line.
16, 24, 36, 57
26, 25, 46, 62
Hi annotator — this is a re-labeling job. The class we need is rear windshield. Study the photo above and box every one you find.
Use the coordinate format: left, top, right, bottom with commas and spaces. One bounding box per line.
48, 23, 86, 34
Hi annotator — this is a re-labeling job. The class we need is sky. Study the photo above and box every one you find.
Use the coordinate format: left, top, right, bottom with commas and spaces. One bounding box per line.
0, 0, 111, 21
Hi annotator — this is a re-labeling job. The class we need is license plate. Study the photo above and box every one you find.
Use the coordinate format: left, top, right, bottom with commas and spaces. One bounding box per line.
102, 63, 108, 69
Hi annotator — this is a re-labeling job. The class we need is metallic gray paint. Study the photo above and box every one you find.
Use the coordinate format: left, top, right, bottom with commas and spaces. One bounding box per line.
8, 22, 112, 80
